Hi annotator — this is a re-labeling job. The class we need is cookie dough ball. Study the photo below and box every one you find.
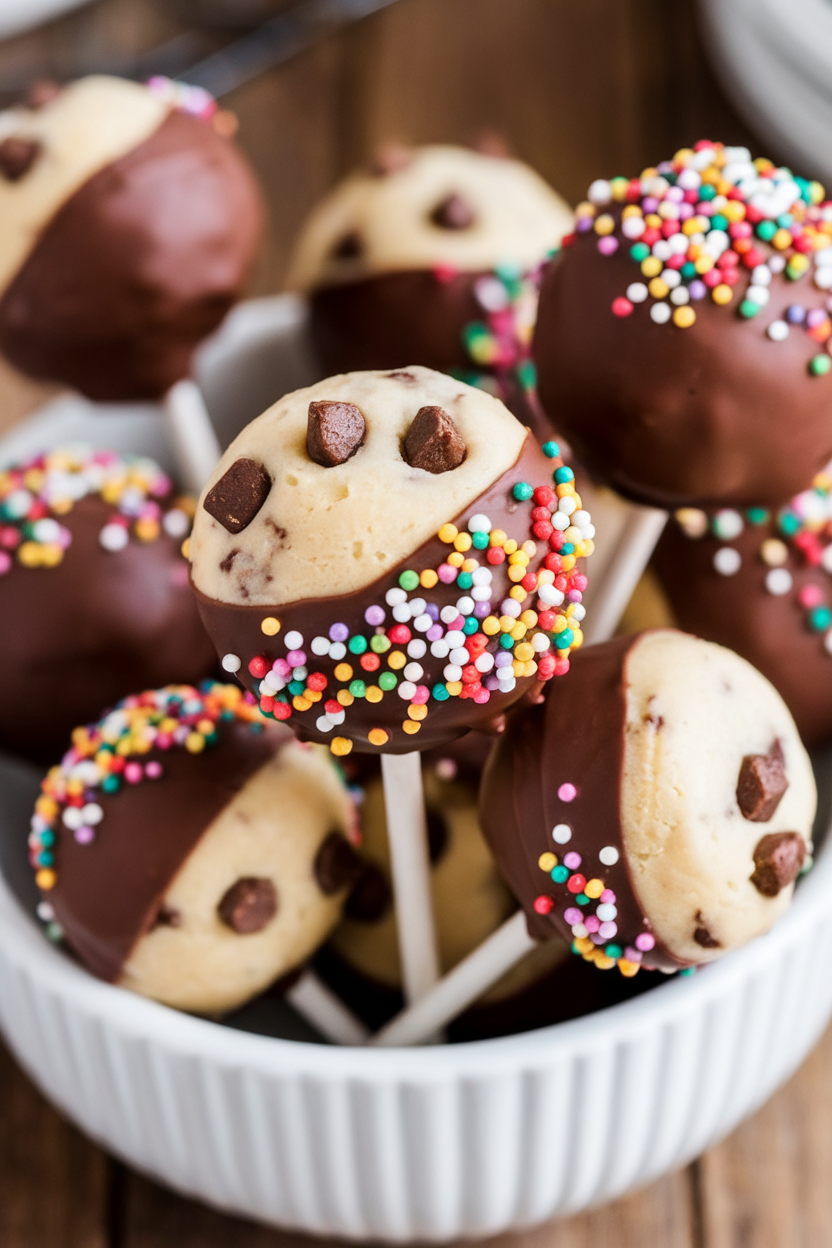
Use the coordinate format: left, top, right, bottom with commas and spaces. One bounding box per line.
288, 145, 572, 427
481, 630, 816, 974
32, 684, 361, 1015
0, 75, 263, 400
0, 447, 216, 762
189, 366, 594, 755
652, 485, 832, 746
535, 143, 832, 508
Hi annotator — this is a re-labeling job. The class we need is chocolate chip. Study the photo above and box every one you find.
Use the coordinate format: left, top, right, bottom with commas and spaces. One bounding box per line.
737, 741, 788, 821
693, 911, 720, 948
218, 877, 277, 933
403, 406, 467, 474
430, 193, 477, 230
332, 230, 363, 260
203, 458, 271, 534
750, 832, 806, 897
219, 548, 239, 573
370, 142, 412, 176
152, 903, 181, 929
345, 863, 391, 922
0, 137, 41, 181
26, 80, 60, 109
314, 831, 364, 896
307, 401, 366, 467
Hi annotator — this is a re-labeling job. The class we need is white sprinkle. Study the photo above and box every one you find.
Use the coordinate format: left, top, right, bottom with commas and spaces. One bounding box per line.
408, 598, 426, 617
471, 586, 492, 602
36, 902, 54, 922
768, 254, 786, 274
31, 518, 61, 543
404, 662, 424, 682
712, 509, 744, 540
599, 845, 619, 866
597, 903, 618, 922
311, 636, 330, 656
588, 178, 612, 205
316, 716, 334, 733
62, 807, 84, 830
475, 652, 495, 673
751, 264, 772, 287
668, 232, 689, 255
746, 284, 769, 307
558, 495, 577, 516
385, 587, 407, 606
552, 511, 569, 531
767, 320, 789, 341
538, 584, 563, 606
328, 708, 345, 726
99, 523, 128, 552
822, 545, 832, 574
440, 605, 459, 624
221, 653, 241, 673
467, 513, 491, 533
392, 603, 413, 623
815, 265, 832, 291
430, 639, 450, 658
329, 642, 346, 660
825, 629, 832, 656
622, 216, 645, 240
162, 508, 190, 538
498, 675, 516, 693
445, 630, 465, 647
397, 681, 417, 700
714, 547, 741, 576
660, 268, 681, 289
500, 599, 521, 618
413, 612, 434, 631
626, 282, 648, 303
650, 302, 671, 324
443, 664, 462, 683
474, 276, 509, 312
471, 567, 493, 585
652, 240, 671, 262
81, 803, 103, 825
292, 665, 307, 681
552, 823, 572, 844
670, 286, 690, 305
449, 647, 470, 666
532, 634, 551, 652
455, 596, 475, 615
284, 630, 303, 649
407, 638, 427, 658
571, 604, 586, 621
765, 567, 793, 596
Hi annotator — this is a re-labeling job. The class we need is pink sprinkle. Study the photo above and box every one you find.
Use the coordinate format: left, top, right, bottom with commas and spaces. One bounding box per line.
0, 552, 10, 575
411, 685, 430, 705
287, 649, 306, 667
564, 907, 583, 925
433, 264, 458, 284
584, 914, 601, 933
612, 296, 633, 317
145, 761, 163, 779
598, 236, 618, 256
472, 686, 490, 704
438, 564, 458, 584
273, 658, 291, 679
124, 762, 143, 784
799, 584, 824, 608
557, 782, 577, 802
635, 932, 655, 952
599, 921, 618, 939
624, 946, 643, 963
601, 889, 616, 904
74, 826, 94, 844
0, 526, 20, 548
563, 851, 582, 869
155, 732, 173, 750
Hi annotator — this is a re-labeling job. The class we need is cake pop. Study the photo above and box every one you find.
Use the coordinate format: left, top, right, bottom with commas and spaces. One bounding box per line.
651, 474, 832, 746
32, 684, 361, 1015
0, 75, 263, 402
481, 630, 815, 975
535, 142, 832, 508
188, 367, 594, 756
0, 447, 216, 762
288, 145, 572, 428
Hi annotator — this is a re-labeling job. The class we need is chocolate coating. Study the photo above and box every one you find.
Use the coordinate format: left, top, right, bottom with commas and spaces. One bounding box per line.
653, 515, 832, 747
0, 494, 217, 762
480, 634, 681, 971
50, 720, 281, 981
535, 227, 832, 508
0, 110, 264, 400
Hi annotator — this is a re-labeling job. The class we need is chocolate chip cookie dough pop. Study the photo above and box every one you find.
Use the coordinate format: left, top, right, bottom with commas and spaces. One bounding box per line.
0, 75, 264, 491
188, 366, 594, 1004
32, 684, 368, 1043
372, 631, 815, 1046
533, 142, 832, 640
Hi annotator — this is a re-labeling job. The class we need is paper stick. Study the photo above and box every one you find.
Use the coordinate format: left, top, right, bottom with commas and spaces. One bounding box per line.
285, 970, 369, 1045
163, 378, 222, 494
369, 910, 537, 1047
380, 752, 441, 1005
580, 504, 667, 645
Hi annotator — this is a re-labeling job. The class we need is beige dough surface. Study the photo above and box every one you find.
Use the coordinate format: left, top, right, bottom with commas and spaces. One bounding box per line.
120, 741, 354, 1015
0, 76, 168, 296
190, 366, 527, 607
621, 630, 816, 965
286, 145, 573, 291
332, 766, 568, 1003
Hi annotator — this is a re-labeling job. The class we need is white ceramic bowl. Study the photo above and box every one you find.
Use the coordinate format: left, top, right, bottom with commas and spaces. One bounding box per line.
1, 297, 832, 1240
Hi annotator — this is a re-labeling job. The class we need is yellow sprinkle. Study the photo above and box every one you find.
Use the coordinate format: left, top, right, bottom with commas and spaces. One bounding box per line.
260, 617, 280, 636
640, 256, 662, 278
66, 778, 85, 795
448, 551, 465, 568
520, 610, 538, 627
694, 255, 714, 274
185, 732, 205, 753
582, 539, 595, 557
197, 718, 215, 735
575, 200, 596, 218
594, 213, 614, 235
522, 660, 538, 677
761, 538, 789, 566
514, 642, 535, 663
561, 554, 576, 571
509, 585, 527, 602
35, 869, 56, 891
334, 663, 353, 682
337, 690, 354, 707
180, 538, 190, 560
461, 557, 478, 573
538, 852, 557, 872
772, 228, 792, 250
556, 484, 574, 498
445, 680, 462, 696
618, 959, 640, 978
365, 686, 383, 703
503, 539, 518, 555
482, 616, 500, 635
673, 306, 696, 328
510, 622, 527, 641
522, 540, 537, 557
387, 650, 406, 670
40, 544, 63, 567
305, 689, 322, 703
35, 796, 58, 818
402, 720, 421, 735
512, 660, 525, 677
712, 284, 733, 306
585, 878, 604, 899
408, 704, 428, 721
681, 218, 700, 236
420, 569, 438, 589
293, 695, 312, 711
454, 532, 472, 552
648, 278, 669, 300
499, 615, 515, 632
723, 201, 746, 223
508, 565, 526, 583
621, 204, 642, 220
573, 936, 594, 955
489, 528, 507, 547
18, 541, 43, 567
593, 953, 616, 971
330, 737, 353, 756
135, 518, 160, 543
509, 550, 529, 566
438, 523, 458, 543
563, 526, 582, 546
368, 728, 389, 746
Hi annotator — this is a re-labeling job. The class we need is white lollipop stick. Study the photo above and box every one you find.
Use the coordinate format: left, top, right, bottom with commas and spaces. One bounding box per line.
286, 969, 369, 1045
380, 752, 441, 1004
163, 378, 222, 493
580, 503, 667, 645
369, 910, 536, 1047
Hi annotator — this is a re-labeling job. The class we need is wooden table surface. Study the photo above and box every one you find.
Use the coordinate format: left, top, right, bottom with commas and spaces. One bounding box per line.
0, 1, 827, 1244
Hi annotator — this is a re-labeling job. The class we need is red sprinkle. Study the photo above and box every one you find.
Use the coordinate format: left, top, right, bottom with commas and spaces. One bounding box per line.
533, 895, 555, 915
248, 656, 268, 678
612, 297, 633, 317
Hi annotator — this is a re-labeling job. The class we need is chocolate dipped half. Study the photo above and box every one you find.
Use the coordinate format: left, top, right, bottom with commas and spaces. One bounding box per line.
189, 367, 594, 756
480, 630, 816, 975
32, 684, 359, 1015
0, 75, 264, 400
0, 447, 216, 762
535, 144, 832, 509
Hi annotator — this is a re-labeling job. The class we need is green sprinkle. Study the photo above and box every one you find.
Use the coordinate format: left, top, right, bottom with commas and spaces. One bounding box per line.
472, 531, 489, 549
541, 440, 560, 459
463, 617, 479, 635
370, 634, 391, 654
710, 213, 728, 231
288, 680, 305, 696
432, 683, 450, 701
557, 628, 574, 649
576, 893, 589, 906
810, 354, 831, 376
809, 606, 832, 632
348, 680, 367, 698
605, 944, 623, 960
778, 511, 801, 537
746, 507, 769, 525
102, 775, 120, 793
681, 262, 697, 281
457, 572, 473, 590
739, 300, 760, 319
500, 633, 515, 649
630, 242, 650, 262
679, 967, 697, 978
379, 671, 397, 691
399, 570, 420, 591
347, 635, 368, 655
756, 220, 777, 241
516, 359, 537, 391
554, 466, 574, 484
699, 184, 716, 201
512, 482, 533, 502
552, 865, 569, 884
